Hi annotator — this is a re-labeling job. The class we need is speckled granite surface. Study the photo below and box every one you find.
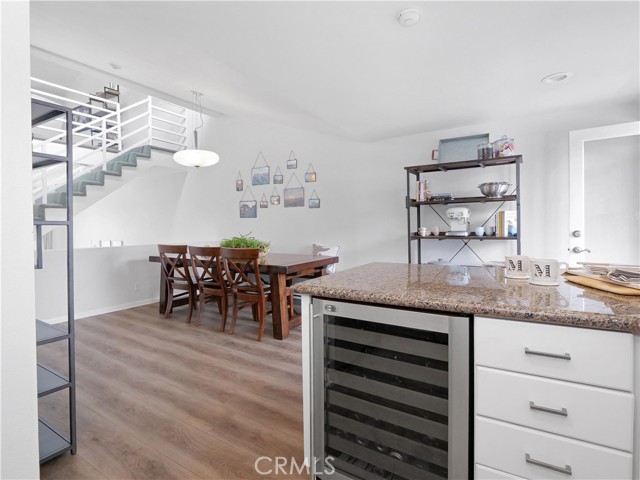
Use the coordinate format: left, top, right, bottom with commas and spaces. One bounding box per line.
293, 263, 640, 333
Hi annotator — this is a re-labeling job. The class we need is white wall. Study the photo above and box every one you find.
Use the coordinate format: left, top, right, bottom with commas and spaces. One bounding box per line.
0, 1, 40, 477
35, 245, 160, 323
170, 101, 639, 268
33, 60, 639, 320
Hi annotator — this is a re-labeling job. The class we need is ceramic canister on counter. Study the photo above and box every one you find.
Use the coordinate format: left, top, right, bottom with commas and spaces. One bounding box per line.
493, 135, 515, 157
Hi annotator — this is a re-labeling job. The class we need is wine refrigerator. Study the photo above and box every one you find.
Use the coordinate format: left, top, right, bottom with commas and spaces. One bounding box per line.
309, 299, 470, 480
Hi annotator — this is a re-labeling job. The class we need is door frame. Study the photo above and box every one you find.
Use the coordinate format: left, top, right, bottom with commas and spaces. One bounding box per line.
568, 121, 640, 265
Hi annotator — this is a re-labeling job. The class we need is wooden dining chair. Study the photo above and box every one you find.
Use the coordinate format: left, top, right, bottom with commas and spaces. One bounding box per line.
220, 247, 272, 341
188, 246, 228, 329
158, 244, 196, 324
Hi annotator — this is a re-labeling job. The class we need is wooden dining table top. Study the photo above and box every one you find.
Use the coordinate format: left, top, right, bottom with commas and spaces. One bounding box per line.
148, 252, 339, 274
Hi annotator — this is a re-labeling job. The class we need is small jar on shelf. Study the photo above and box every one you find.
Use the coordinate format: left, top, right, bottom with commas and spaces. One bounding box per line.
493, 135, 515, 157
477, 140, 493, 160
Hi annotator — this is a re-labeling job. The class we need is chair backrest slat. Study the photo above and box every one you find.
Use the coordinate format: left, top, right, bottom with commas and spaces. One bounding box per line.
220, 248, 263, 294
188, 246, 226, 290
158, 244, 192, 284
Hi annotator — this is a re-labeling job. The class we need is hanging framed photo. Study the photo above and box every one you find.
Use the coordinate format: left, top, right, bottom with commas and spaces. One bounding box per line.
305, 163, 317, 183
284, 173, 305, 207
270, 187, 281, 205
284, 188, 304, 207
287, 150, 298, 169
273, 166, 284, 184
236, 171, 243, 191
260, 193, 268, 208
252, 152, 270, 186
240, 201, 257, 218
239, 187, 257, 218
309, 190, 320, 208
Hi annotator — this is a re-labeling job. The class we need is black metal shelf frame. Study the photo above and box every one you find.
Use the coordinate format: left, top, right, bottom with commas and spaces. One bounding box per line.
406, 156, 522, 264
32, 98, 76, 463
38, 419, 71, 464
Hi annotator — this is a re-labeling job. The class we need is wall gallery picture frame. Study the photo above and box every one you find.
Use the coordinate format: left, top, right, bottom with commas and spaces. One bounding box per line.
239, 200, 257, 218
260, 194, 268, 208
305, 163, 317, 183
284, 187, 304, 207
270, 187, 281, 205
287, 150, 298, 169
309, 189, 320, 208
252, 165, 270, 186
273, 166, 284, 184
236, 179, 243, 191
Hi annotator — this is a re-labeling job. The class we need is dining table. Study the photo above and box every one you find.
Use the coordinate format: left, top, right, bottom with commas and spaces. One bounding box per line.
148, 252, 339, 340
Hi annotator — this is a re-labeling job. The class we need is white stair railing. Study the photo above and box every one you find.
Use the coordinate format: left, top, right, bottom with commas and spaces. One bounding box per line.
31, 78, 188, 203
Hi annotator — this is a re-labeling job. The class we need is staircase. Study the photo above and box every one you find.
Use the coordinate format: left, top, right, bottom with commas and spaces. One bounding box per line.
31, 78, 191, 223
33, 145, 153, 221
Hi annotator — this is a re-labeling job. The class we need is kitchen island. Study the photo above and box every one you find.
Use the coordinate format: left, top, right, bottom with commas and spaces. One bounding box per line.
294, 263, 639, 479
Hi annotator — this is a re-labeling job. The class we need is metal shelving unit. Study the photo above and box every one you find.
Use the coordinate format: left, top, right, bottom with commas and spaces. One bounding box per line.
405, 156, 523, 264
31, 98, 76, 462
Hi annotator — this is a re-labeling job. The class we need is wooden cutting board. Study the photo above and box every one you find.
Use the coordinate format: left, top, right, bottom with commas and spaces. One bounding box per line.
564, 274, 640, 296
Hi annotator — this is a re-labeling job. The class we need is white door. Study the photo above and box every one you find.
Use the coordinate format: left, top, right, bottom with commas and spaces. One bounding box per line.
569, 122, 640, 266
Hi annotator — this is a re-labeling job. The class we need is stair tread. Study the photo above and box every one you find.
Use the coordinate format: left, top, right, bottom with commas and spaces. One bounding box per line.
39, 203, 66, 209
36, 144, 153, 208
77, 180, 103, 186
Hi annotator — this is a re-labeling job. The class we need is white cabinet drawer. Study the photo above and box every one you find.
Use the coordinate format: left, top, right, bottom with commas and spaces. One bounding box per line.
476, 464, 526, 479
475, 317, 633, 390
475, 416, 633, 479
476, 367, 634, 451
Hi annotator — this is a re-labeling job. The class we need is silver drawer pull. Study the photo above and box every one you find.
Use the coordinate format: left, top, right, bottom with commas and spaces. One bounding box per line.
529, 401, 568, 417
524, 347, 571, 360
526, 453, 572, 475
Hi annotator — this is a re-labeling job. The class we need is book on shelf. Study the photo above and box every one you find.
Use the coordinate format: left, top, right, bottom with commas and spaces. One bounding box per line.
415, 180, 430, 202
429, 193, 454, 202
495, 210, 517, 237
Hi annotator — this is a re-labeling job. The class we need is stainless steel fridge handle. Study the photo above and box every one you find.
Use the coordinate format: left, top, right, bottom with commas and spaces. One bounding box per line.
526, 453, 572, 475
529, 401, 568, 417
524, 347, 571, 360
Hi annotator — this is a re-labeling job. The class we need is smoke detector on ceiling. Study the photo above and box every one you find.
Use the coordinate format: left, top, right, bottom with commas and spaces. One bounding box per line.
398, 9, 422, 27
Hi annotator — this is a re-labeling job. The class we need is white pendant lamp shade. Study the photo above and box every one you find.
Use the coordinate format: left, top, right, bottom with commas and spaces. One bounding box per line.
173, 148, 220, 167
174, 91, 219, 168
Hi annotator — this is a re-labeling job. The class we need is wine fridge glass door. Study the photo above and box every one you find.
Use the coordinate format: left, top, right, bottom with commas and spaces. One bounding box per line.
310, 299, 470, 480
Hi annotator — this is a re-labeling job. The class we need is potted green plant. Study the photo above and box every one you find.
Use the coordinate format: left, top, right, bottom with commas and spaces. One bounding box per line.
220, 233, 270, 256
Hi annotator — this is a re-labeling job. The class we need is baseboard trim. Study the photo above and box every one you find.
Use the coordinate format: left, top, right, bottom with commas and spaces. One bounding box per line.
39, 297, 159, 324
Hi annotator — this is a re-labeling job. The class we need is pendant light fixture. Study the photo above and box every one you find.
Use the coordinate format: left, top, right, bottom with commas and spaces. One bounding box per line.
173, 91, 220, 168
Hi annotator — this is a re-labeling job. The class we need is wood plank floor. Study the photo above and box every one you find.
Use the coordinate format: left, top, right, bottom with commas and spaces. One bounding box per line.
38, 302, 308, 480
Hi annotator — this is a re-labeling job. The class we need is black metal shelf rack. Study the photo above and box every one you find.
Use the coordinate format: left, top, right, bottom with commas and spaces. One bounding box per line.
31, 98, 76, 463
405, 156, 523, 264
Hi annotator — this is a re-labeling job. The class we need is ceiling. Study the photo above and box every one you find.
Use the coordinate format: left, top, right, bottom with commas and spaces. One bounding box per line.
30, 1, 639, 141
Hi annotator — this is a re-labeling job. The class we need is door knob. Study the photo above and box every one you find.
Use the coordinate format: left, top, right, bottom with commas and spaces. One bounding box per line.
572, 247, 591, 254
572, 230, 582, 238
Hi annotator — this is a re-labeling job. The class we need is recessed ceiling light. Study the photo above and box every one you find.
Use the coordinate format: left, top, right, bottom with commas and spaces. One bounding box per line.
398, 8, 422, 27
109, 63, 122, 70
541, 72, 573, 84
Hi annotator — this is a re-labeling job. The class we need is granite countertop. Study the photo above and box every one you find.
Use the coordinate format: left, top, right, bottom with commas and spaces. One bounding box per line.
293, 262, 640, 334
